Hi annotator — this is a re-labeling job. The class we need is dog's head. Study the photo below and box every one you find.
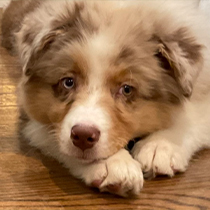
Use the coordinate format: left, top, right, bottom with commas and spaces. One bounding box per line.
17, 1, 203, 161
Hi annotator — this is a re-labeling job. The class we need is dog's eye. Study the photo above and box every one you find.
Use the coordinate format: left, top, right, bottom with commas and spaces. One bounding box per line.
62, 77, 75, 89
120, 85, 133, 96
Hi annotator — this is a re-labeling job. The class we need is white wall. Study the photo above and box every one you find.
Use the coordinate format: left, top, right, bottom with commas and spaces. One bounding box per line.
0, 0, 10, 8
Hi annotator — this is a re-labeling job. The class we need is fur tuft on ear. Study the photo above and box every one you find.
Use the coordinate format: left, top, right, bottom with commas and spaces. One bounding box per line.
154, 27, 203, 97
24, 29, 65, 76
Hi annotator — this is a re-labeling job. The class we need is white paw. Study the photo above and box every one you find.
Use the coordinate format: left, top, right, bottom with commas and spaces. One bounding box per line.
100, 149, 144, 196
82, 149, 144, 196
81, 161, 108, 186
132, 137, 188, 178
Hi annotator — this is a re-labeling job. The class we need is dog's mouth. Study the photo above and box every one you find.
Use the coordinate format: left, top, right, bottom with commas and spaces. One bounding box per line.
73, 134, 149, 163
74, 152, 105, 163
71, 147, 104, 162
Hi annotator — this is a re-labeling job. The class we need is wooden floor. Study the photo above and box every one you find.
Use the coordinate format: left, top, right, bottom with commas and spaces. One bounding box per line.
0, 9, 210, 210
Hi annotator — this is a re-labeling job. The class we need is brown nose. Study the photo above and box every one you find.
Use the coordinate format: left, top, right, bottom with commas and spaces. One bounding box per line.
71, 124, 100, 151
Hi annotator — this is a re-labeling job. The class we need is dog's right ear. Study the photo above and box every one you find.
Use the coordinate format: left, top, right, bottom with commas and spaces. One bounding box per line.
24, 29, 65, 76
16, 22, 67, 77
16, 1, 85, 77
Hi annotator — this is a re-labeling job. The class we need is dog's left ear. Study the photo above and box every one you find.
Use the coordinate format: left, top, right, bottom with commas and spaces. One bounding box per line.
154, 28, 203, 97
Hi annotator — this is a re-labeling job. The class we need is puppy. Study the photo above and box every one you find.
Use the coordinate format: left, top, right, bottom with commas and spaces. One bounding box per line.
2, 0, 210, 196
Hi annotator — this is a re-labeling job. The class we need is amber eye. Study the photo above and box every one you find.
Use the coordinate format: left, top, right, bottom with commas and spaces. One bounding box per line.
62, 77, 74, 89
119, 84, 133, 96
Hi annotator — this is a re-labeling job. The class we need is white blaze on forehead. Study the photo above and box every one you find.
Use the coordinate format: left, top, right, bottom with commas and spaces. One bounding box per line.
88, 34, 113, 58
84, 33, 115, 88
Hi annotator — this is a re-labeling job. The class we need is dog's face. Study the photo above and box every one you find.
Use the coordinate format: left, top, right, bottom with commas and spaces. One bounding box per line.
18, 1, 203, 161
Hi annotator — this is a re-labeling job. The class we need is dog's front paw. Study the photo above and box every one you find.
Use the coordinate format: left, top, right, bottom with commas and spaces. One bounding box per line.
81, 161, 108, 187
82, 149, 143, 196
100, 149, 143, 196
132, 137, 188, 178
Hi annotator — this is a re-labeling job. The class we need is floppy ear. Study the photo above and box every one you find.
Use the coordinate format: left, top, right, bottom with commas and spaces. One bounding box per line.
24, 29, 65, 76
154, 28, 203, 97
17, 1, 85, 76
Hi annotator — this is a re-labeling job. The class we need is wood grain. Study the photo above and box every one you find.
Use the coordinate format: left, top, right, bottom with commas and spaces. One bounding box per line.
0, 9, 210, 210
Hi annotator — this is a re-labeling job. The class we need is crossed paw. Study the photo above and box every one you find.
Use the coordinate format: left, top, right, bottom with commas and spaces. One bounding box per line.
82, 149, 143, 197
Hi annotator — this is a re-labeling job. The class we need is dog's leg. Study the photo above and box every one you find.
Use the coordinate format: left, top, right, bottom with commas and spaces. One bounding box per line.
67, 149, 143, 197
131, 100, 210, 178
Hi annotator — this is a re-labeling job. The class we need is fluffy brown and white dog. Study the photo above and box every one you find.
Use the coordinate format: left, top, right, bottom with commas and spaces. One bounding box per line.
2, 0, 210, 196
